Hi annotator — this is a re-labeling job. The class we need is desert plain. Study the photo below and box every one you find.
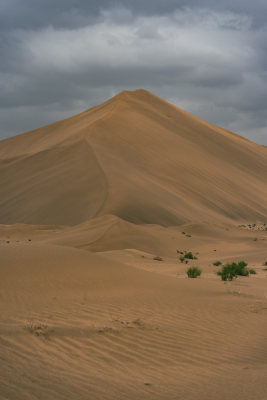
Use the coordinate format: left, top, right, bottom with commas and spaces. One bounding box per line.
0, 90, 267, 399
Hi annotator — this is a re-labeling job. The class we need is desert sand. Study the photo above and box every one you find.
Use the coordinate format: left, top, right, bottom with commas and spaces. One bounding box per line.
0, 90, 267, 399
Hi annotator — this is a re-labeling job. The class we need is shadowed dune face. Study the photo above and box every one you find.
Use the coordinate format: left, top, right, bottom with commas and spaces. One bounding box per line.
1, 89, 267, 226
0, 139, 107, 225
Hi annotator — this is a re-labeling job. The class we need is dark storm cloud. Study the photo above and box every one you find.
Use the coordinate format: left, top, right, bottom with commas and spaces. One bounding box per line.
2, 0, 267, 28
0, 1, 266, 144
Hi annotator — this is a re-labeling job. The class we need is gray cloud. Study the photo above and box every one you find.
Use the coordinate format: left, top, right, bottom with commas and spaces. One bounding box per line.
0, 1, 266, 144
2, 1, 267, 28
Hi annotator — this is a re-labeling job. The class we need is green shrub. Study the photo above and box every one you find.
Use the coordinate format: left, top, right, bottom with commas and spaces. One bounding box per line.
217, 265, 235, 281
184, 251, 197, 260
217, 261, 249, 281
187, 267, 202, 278
237, 261, 248, 269
249, 269, 256, 274
213, 261, 222, 266
263, 261, 267, 266
179, 251, 198, 263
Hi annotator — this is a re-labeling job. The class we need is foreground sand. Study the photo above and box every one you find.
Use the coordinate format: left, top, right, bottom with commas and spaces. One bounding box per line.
1, 221, 267, 400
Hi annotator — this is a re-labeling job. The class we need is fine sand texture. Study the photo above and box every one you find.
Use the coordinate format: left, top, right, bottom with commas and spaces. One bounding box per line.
1, 90, 267, 399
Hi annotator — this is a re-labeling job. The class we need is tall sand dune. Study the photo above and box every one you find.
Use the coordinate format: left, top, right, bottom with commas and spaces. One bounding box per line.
1, 89, 267, 225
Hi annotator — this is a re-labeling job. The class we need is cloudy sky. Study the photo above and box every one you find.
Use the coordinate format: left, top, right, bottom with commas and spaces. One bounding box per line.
1, 0, 267, 144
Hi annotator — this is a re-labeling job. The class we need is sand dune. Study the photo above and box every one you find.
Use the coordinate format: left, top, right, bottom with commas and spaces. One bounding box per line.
1, 90, 267, 399
1, 89, 267, 225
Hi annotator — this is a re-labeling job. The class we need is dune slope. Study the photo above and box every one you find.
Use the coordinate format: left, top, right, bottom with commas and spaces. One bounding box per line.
1, 89, 267, 225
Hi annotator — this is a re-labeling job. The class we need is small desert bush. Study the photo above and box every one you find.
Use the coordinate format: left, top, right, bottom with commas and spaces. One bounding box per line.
213, 261, 222, 266
263, 261, 267, 266
217, 261, 250, 281
248, 269, 256, 274
184, 251, 197, 260
187, 267, 202, 278
180, 251, 197, 263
